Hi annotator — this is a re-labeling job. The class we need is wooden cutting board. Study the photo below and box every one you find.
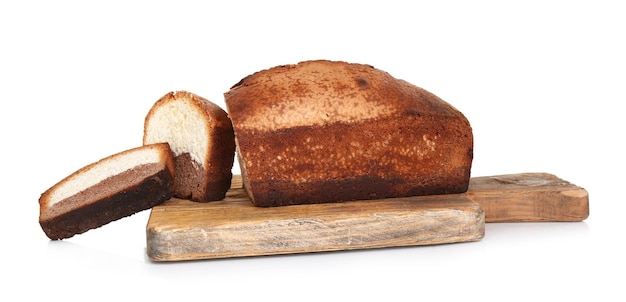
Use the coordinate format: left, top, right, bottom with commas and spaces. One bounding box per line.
146, 172, 588, 261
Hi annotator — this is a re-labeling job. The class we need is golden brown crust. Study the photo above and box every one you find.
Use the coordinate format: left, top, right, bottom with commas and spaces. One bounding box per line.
225, 60, 473, 207
225, 60, 467, 131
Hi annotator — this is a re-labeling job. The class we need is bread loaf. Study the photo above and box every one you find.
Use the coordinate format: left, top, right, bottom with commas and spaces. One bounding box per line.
224, 60, 473, 207
143, 91, 236, 202
39, 143, 175, 240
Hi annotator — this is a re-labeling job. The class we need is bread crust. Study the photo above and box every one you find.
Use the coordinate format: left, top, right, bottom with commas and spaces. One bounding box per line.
225, 60, 473, 207
143, 91, 235, 202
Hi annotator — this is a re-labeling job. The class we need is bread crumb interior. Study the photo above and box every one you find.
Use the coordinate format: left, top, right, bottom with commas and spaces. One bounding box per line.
47, 147, 165, 207
144, 99, 209, 166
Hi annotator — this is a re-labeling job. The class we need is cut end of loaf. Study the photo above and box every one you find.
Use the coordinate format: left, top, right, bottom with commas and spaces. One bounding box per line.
143, 91, 211, 167
143, 91, 236, 202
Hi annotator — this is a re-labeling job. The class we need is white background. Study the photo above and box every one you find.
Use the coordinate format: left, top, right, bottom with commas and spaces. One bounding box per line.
2, 1, 624, 300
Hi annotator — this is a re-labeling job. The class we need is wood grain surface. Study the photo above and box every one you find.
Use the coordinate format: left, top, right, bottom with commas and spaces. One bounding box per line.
467, 173, 589, 222
147, 176, 484, 261
146, 172, 588, 261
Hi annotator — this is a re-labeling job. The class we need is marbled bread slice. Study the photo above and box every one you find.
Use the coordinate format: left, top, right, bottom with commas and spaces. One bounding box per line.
39, 143, 175, 240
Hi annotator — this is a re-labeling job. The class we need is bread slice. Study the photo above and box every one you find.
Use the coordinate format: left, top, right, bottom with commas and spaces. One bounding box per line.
143, 91, 236, 202
39, 143, 175, 240
224, 60, 473, 207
